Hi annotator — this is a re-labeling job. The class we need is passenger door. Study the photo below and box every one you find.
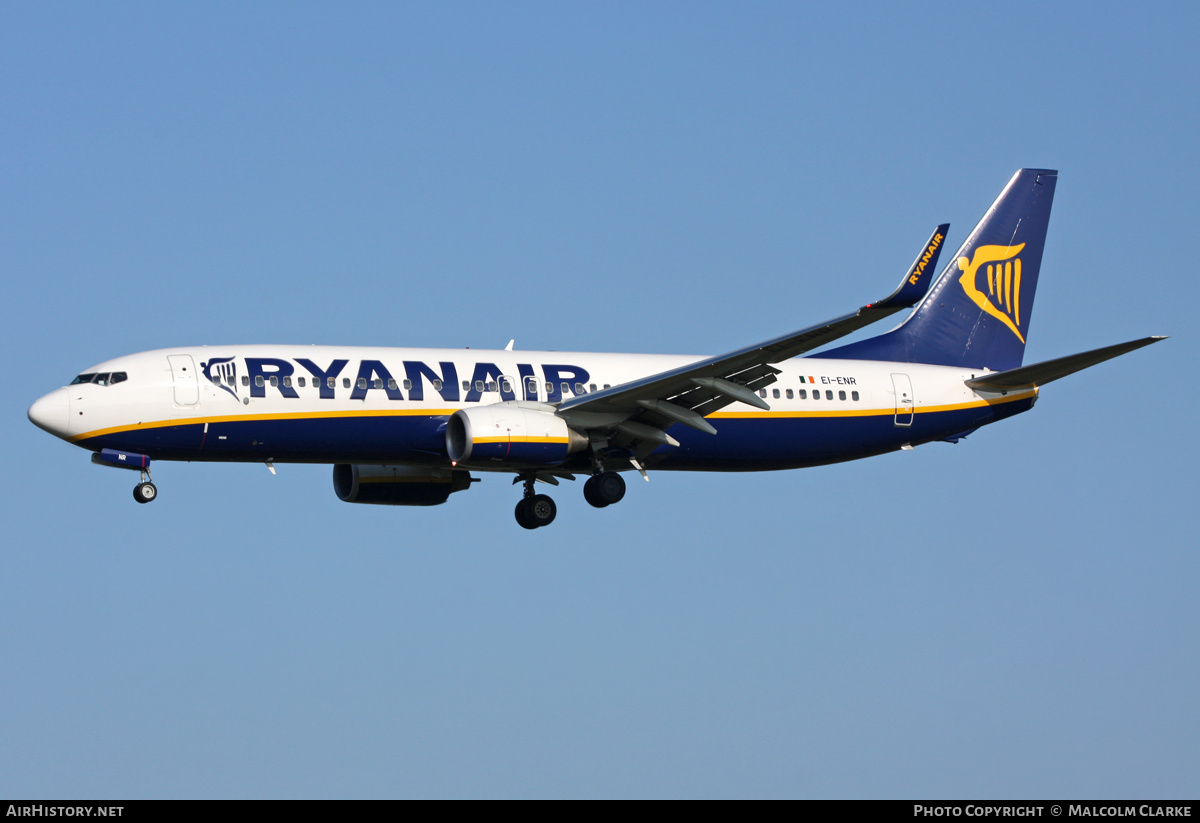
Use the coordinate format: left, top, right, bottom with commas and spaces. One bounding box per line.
168, 354, 200, 407
891, 373, 913, 427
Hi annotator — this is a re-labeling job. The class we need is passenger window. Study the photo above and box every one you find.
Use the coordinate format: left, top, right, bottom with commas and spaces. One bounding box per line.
387, 379, 396, 390
403, 379, 412, 390
486, 381, 497, 392
786, 389, 793, 399
372, 378, 382, 389
561, 382, 570, 395
242, 376, 250, 387
358, 378, 368, 389
255, 376, 265, 388
283, 376, 292, 388
526, 377, 537, 395
328, 377, 336, 389
297, 377, 305, 387
475, 380, 484, 392
270, 376, 279, 387
433, 379, 443, 391
462, 380, 471, 392
799, 389, 807, 399
759, 389, 767, 398
574, 383, 585, 394
852, 391, 859, 401
772, 389, 780, 399
343, 378, 351, 388
839, 390, 846, 401
826, 390, 833, 400
812, 390, 819, 400
590, 384, 597, 393
501, 378, 512, 393
545, 382, 553, 393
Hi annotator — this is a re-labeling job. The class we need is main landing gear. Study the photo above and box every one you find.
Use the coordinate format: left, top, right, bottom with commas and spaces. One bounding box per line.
515, 474, 557, 529
583, 471, 625, 508
512, 469, 628, 528
133, 470, 157, 504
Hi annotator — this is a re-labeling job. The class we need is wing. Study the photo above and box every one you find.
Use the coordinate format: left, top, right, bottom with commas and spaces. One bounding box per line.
556, 224, 950, 459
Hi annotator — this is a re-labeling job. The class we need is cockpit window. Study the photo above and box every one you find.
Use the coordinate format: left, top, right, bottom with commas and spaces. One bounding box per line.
70, 372, 126, 386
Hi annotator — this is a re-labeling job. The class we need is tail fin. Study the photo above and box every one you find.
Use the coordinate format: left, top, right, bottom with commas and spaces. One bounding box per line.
816, 169, 1057, 370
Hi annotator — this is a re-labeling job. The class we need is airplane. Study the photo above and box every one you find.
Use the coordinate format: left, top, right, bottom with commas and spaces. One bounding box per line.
28, 169, 1164, 529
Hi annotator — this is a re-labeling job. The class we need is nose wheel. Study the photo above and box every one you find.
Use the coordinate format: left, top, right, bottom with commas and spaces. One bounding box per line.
133, 470, 157, 504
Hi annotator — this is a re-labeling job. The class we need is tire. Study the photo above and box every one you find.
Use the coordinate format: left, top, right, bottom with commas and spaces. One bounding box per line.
515, 499, 538, 530
133, 482, 157, 504
583, 476, 608, 508
527, 494, 557, 527
595, 471, 625, 506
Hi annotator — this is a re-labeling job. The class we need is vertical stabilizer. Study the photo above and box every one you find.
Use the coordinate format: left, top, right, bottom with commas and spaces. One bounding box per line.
816, 169, 1057, 371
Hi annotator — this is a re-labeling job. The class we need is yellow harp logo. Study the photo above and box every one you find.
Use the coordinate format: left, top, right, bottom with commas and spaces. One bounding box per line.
957, 243, 1027, 343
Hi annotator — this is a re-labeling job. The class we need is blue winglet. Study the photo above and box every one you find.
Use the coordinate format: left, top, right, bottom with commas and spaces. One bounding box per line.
870, 223, 951, 310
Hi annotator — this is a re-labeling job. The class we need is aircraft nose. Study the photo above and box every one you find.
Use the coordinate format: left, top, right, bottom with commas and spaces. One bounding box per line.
28, 388, 70, 438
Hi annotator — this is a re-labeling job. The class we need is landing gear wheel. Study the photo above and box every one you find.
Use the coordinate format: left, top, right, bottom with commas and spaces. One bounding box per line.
133, 482, 158, 504
513, 472, 557, 529
527, 494, 557, 527
583, 476, 607, 508
515, 499, 538, 530
584, 471, 625, 508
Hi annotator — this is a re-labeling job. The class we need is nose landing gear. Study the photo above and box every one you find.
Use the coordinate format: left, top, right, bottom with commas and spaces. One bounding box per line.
91, 450, 158, 504
133, 470, 157, 504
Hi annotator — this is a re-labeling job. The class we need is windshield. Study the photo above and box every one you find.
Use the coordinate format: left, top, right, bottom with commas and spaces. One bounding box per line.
69, 372, 127, 386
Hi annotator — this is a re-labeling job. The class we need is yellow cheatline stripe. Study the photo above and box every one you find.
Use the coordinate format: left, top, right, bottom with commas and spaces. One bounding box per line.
67, 407, 459, 443
473, 436, 569, 444
708, 390, 1036, 419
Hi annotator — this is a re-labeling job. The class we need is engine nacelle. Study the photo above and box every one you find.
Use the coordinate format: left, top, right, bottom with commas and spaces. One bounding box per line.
333, 464, 474, 506
446, 403, 587, 467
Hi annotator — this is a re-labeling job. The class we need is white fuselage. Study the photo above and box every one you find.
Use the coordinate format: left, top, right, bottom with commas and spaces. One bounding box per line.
31, 345, 1034, 472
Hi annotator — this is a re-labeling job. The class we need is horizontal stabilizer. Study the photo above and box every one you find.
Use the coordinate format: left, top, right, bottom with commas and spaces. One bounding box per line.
965, 336, 1166, 392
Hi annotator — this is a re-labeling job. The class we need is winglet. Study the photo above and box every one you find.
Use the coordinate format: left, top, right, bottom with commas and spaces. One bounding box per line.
868, 223, 950, 310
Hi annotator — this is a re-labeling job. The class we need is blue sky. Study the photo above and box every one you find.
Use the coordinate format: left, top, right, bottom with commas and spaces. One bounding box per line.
2, 1, 1196, 798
